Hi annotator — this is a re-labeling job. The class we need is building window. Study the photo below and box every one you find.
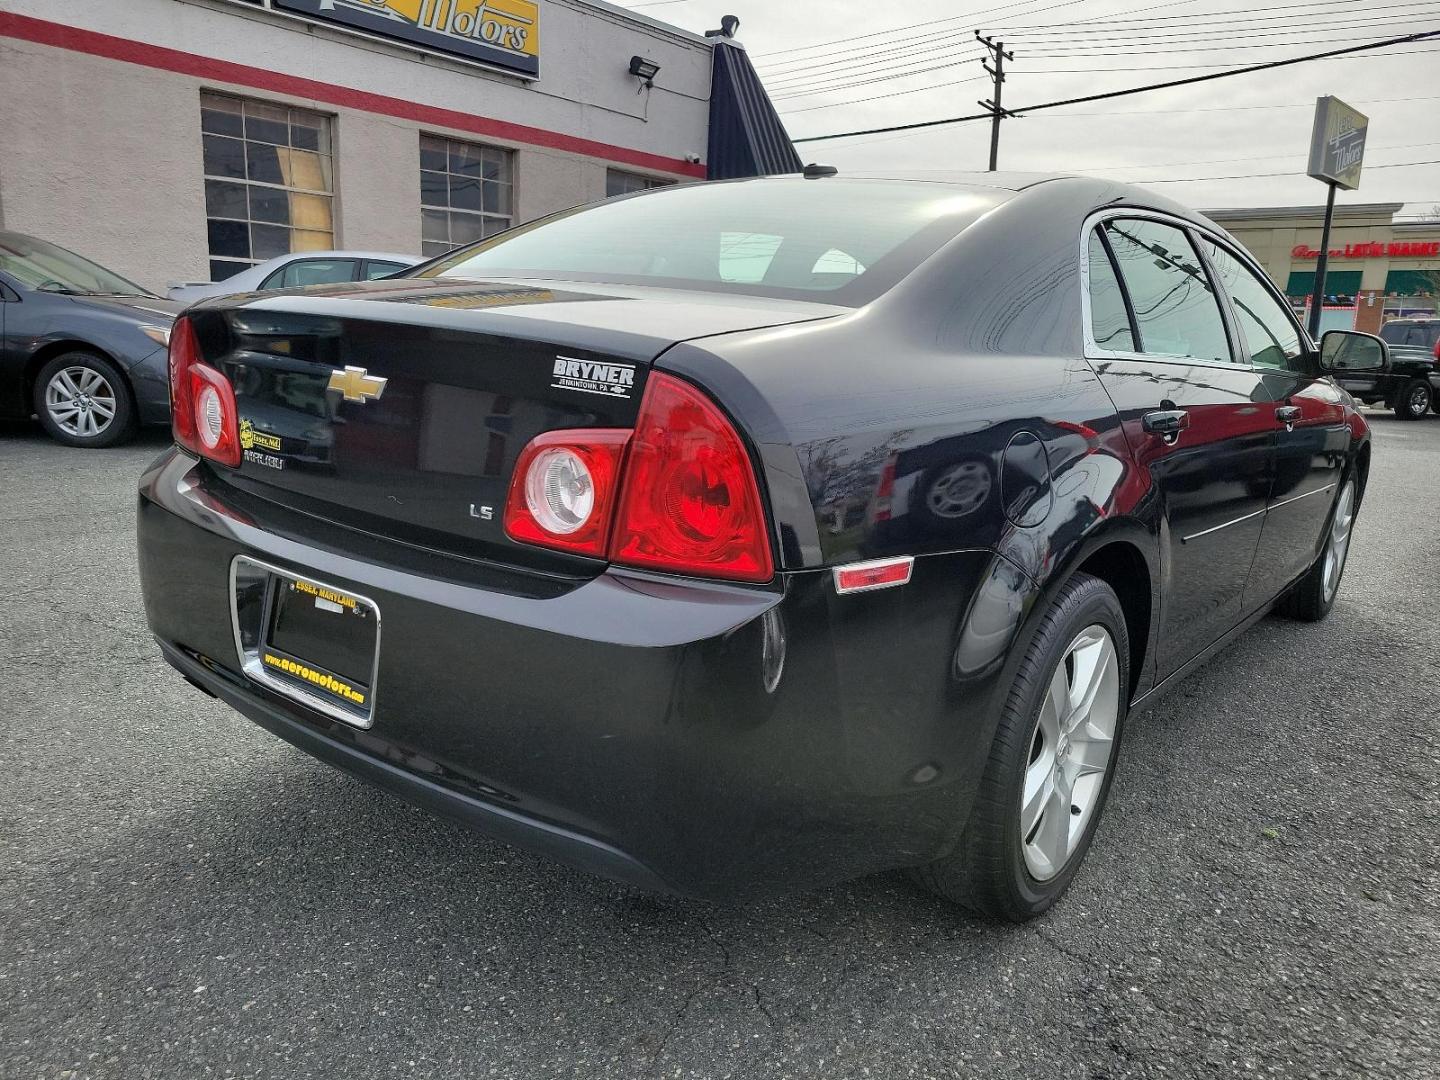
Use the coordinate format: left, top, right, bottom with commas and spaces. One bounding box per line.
606, 170, 672, 198
200, 92, 334, 283
420, 135, 513, 258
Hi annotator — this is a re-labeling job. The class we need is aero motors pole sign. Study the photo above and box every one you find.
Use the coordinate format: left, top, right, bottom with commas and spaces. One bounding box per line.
274, 0, 539, 77
1307, 95, 1367, 191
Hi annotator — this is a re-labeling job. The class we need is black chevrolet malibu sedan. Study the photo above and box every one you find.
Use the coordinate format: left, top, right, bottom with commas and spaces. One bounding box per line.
137, 175, 1381, 920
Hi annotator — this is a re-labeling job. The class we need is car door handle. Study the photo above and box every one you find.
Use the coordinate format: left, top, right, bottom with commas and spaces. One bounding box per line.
1142, 409, 1190, 443
1276, 405, 1303, 426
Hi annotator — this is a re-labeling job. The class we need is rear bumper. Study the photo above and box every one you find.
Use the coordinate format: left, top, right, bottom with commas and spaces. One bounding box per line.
138, 449, 1018, 899
158, 638, 672, 893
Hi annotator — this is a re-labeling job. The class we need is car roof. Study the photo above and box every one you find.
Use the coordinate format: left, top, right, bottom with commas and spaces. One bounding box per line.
743, 172, 1217, 225
267, 250, 420, 263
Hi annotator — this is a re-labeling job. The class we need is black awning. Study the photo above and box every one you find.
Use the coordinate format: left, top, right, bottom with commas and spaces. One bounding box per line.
707, 41, 802, 180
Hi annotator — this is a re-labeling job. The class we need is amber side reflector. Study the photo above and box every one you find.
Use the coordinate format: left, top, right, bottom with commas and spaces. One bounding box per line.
833, 556, 914, 595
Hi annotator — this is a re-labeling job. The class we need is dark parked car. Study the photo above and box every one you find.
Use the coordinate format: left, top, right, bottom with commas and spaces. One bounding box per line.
137, 175, 1380, 920
1336, 316, 1440, 419
0, 232, 181, 447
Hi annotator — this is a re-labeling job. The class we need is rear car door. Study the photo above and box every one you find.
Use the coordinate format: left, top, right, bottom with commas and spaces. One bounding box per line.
1199, 238, 1349, 601
1083, 214, 1277, 681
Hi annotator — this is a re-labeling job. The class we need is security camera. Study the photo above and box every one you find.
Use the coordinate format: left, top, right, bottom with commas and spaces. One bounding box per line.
684, 153, 701, 164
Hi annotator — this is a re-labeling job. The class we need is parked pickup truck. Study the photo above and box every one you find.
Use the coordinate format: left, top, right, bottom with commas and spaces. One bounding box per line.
1335, 317, 1440, 420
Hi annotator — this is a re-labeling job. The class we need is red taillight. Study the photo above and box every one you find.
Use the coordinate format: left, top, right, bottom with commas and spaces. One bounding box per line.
503, 430, 630, 557
501, 372, 774, 583
168, 316, 241, 467
610, 373, 773, 583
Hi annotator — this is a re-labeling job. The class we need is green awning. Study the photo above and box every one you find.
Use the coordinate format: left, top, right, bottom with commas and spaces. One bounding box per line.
1286, 270, 1362, 300
1383, 269, 1440, 297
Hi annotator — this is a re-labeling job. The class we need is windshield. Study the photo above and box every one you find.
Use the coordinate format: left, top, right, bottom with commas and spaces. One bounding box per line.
419, 179, 1006, 305
0, 233, 153, 296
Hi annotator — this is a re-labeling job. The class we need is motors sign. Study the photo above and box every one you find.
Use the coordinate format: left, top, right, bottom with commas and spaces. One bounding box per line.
273, 0, 539, 77
1306, 96, 1367, 191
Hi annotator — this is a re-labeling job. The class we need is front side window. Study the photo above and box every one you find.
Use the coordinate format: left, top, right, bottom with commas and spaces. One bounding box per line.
1202, 240, 1304, 371
365, 260, 410, 279
1104, 219, 1231, 364
200, 92, 334, 283
606, 170, 672, 198
262, 258, 357, 290
420, 135, 514, 258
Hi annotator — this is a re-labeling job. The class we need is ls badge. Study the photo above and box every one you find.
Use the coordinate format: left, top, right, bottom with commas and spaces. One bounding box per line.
328, 366, 387, 403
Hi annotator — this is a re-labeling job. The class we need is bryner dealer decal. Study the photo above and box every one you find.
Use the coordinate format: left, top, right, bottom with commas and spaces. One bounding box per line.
552, 356, 636, 399
273, 0, 540, 77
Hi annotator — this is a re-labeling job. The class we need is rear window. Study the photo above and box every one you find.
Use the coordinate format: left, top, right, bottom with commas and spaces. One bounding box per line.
419, 179, 1006, 305
1380, 322, 1439, 348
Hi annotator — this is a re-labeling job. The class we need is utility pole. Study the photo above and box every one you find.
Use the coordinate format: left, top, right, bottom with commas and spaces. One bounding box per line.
976, 32, 1015, 171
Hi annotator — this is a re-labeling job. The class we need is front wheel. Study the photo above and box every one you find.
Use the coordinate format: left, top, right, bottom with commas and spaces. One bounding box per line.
1393, 378, 1432, 421
911, 572, 1129, 921
33, 352, 138, 448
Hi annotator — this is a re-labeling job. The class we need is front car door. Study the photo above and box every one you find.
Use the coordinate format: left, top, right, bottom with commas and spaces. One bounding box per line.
1082, 213, 1277, 681
1198, 238, 1350, 602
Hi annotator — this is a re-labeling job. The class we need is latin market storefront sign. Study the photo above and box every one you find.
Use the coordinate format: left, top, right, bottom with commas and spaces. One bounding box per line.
1291, 241, 1440, 260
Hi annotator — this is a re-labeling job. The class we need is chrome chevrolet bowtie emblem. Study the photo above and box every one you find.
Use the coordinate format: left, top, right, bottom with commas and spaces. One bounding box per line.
327, 366, 387, 403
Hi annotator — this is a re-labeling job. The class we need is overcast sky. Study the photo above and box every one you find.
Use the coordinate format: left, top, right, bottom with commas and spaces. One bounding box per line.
616, 0, 1439, 218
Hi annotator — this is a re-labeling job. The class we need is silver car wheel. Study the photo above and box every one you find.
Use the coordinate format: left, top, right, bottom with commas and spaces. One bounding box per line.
45, 365, 117, 438
1020, 624, 1121, 882
1322, 479, 1356, 604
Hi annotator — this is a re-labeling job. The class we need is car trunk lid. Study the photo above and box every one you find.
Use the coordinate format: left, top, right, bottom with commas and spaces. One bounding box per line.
186, 277, 843, 571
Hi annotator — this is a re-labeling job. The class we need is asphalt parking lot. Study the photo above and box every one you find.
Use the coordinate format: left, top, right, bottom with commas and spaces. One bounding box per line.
2, 416, 1437, 1080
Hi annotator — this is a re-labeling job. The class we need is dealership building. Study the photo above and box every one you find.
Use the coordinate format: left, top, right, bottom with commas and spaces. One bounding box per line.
1207, 203, 1440, 334
0, 0, 798, 293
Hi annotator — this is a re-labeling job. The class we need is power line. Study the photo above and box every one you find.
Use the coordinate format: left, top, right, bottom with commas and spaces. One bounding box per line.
765, 11, 1437, 93
1002, 3, 1440, 42
981, 0, 1369, 33
752, 0, 1120, 59
1135, 159, 1440, 183
766, 45, 984, 94
792, 29, 1440, 144
1022, 43, 1438, 72
1011, 10, 1440, 48
771, 61, 987, 101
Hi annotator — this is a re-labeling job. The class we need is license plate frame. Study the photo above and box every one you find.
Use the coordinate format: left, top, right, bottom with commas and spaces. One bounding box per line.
229, 555, 382, 729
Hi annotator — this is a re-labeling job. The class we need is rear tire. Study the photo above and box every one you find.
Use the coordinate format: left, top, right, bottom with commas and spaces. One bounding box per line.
911, 572, 1129, 921
1278, 475, 1357, 622
33, 352, 138, 448
1393, 378, 1431, 421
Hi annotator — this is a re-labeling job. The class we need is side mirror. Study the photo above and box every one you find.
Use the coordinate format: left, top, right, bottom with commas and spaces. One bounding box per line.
1319, 329, 1388, 374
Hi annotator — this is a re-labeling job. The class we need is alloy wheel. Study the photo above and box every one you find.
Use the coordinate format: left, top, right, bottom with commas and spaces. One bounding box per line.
1019, 624, 1121, 882
45, 365, 117, 438
1322, 480, 1356, 604
1409, 384, 1431, 417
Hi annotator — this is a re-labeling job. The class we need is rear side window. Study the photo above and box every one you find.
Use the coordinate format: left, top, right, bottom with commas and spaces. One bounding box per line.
1086, 231, 1135, 351
1381, 322, 1439, 348
1103, 219, 1231, 363
1201, 240, 1304, 371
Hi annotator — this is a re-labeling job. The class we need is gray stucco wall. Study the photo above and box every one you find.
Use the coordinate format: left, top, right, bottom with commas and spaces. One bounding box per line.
0, 0, 713, 291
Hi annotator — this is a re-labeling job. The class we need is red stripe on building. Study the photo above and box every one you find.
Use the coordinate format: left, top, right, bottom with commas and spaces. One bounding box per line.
0, 12, 707, 179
